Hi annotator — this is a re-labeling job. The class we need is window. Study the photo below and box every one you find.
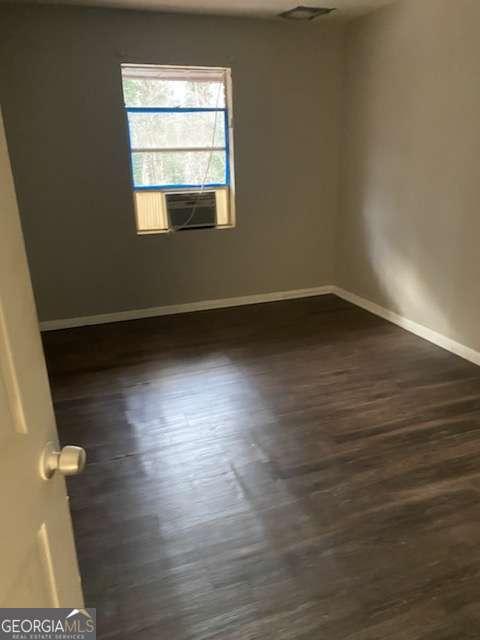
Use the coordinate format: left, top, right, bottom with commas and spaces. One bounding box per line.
121, 64, 235, 233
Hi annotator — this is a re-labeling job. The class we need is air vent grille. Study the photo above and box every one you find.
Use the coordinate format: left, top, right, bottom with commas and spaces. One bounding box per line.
279, 6, 335, 20
166, 191, 217, 230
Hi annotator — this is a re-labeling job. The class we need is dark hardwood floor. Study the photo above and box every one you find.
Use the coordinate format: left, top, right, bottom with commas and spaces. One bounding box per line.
43, 294, 480, 639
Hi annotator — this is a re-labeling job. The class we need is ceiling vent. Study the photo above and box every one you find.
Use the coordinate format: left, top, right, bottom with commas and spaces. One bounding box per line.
279, 6, 335, 20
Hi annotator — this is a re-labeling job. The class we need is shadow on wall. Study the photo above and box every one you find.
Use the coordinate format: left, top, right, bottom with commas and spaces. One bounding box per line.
338, 0, 480, 350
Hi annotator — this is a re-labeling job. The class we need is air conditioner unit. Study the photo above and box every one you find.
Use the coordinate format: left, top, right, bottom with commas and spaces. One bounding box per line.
165, 191, 217, 230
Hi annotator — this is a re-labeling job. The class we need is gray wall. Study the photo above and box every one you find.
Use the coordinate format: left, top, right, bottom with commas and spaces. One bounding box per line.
0, 5, 344, 322
338, 0, 480, 351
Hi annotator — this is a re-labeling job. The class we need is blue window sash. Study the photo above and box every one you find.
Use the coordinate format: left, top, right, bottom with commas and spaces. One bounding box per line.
134, 183, 227, 191
125, 106, 230, 190
126, 107, 226, 113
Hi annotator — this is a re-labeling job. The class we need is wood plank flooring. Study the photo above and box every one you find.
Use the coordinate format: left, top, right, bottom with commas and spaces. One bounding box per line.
42, 294, 480, 639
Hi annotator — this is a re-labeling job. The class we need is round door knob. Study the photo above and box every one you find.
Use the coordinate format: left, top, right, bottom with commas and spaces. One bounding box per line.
40, 442, 87, 479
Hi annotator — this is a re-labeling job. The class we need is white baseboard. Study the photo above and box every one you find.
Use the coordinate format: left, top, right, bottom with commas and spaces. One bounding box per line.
40, 285, 334, 331
39, 283, 480, 368
333, 286, 480, 367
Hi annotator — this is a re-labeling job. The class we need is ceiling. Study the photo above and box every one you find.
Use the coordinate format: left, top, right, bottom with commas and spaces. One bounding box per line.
7, 0, 397, 20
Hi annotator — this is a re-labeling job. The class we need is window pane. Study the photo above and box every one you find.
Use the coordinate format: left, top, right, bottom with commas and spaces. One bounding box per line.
123, 79, 226, 108
127, 111, 226, 149
132, 151, 227, 187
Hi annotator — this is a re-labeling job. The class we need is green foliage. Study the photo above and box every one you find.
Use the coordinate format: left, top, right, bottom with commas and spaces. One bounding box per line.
123, 77, 227, 187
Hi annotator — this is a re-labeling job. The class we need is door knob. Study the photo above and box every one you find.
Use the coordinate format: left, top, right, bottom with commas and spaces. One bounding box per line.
40, 442, 87, 479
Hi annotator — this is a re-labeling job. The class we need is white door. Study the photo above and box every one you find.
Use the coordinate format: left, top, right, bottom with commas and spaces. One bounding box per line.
0, 108, 85, 607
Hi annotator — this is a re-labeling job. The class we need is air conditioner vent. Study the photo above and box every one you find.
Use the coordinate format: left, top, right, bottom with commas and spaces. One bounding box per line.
166, 191, 217, 230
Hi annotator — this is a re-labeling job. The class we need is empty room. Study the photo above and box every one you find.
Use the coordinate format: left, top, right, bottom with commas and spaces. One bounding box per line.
1, 0, 480, 638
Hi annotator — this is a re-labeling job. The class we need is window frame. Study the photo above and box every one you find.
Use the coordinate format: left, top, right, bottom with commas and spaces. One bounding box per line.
126, 106, 231, 191
121, 64, 236, 235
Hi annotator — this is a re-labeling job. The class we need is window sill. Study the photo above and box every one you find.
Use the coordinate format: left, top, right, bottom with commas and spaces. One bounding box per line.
137, 223, 236, 236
